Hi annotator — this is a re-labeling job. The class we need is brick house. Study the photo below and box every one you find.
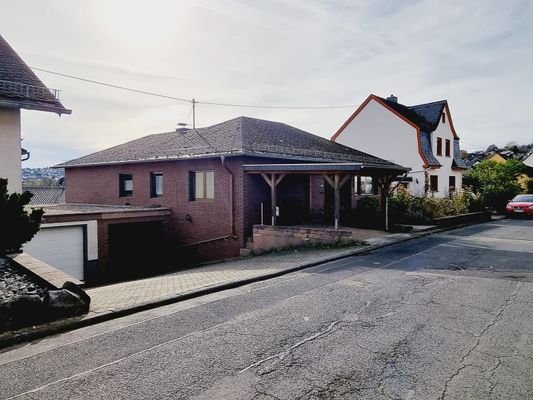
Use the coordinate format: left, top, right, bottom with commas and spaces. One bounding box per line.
57, 116, 407, 280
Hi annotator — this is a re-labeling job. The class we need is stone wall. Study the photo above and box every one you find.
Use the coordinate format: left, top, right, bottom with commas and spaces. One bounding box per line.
251, 225, 355, 253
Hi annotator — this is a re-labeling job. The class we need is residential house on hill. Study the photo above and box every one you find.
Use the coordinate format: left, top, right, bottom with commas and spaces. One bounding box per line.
0, 34, 70, 192
56, 116, 407, 280
331, 94, 468, 197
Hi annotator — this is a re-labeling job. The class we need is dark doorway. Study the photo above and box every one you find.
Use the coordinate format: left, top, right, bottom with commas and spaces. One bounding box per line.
108, 221, 165, 280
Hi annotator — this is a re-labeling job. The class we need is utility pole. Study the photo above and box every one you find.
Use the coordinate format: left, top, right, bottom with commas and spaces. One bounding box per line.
192, 98, 196, 129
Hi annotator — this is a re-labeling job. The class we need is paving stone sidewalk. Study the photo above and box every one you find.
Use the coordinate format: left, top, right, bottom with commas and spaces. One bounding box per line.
85, 233, 412, 318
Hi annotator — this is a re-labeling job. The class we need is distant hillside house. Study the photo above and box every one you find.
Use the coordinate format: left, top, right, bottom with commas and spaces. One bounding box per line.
0, 34, 70, 193
56, 116, 407, 278
332, 94, 468, 197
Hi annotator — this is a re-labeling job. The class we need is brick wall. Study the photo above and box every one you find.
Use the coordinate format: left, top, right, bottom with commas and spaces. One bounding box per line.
66, 157, 244, 263
252, 225, 355, 253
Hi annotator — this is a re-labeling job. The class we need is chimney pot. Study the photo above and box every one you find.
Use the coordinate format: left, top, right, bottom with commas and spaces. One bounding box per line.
386, 94, 398, 103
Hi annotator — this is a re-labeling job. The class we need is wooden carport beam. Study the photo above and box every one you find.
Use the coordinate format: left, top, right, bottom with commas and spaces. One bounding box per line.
322, 174, 351, 230
260, 173, 286, 226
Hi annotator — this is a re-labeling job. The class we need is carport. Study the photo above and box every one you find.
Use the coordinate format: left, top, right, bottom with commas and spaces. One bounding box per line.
244, 162, 408, 230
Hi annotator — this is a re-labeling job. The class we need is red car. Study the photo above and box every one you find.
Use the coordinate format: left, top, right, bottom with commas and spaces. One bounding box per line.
506, 194, 533, 217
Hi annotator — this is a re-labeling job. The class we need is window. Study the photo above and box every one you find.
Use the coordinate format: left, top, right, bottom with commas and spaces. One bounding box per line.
436, 137, 443, 156
449, 176, 456, 192
445, 139, 451, 157
119, 173, 133, 197
189, 171, 214, 200
430, 175, 438, 192
442, 112, 446, 124
356, 176, 374, 195
150, 172, 163, 197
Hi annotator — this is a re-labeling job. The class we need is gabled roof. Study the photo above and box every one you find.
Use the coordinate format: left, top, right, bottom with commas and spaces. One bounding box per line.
332, 94, 467, 169
378, 97, 446, 133
57, 116, 407, 172
0, 34, 70, 115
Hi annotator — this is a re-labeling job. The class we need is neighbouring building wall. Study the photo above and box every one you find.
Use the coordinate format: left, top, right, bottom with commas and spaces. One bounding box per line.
429, 112, 464, 197
0, 108, 22, 193
65, 157, 243, 262
334, 99, 426, 195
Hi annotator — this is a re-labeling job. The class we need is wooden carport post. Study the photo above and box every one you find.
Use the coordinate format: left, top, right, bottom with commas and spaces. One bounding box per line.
323, 174, 351, 230
261, 173, 286, 226
376, 175, 396, 231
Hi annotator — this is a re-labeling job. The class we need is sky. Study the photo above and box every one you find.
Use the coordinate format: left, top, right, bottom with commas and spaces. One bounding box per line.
2, 0, 532, 167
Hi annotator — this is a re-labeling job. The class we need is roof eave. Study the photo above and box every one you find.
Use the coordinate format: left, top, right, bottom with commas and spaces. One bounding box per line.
0, 98, 71, 115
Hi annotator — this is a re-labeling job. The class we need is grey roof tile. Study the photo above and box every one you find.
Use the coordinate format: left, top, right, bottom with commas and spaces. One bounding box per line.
0, 35, 70, 114
57, 116, 406, 171
23, 186, 65, 205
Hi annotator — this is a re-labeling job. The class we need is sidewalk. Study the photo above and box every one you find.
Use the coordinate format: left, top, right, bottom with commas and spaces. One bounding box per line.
86, 233, 408, 317
0, 229, 425, 348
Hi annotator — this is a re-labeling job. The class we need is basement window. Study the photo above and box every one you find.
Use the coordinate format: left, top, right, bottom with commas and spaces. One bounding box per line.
119, 173, 133, 197
189, 171, 214, 200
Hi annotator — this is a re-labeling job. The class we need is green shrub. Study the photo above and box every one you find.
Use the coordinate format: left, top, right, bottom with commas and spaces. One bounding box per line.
389, 187, 478, 225
527, 178, 533, 194
347, 196, 381, 228
0, 178, 43, 255
463, 159, 526, 212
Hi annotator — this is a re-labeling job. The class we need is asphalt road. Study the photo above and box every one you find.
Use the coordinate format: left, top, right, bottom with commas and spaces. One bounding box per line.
1, 219, 532, 400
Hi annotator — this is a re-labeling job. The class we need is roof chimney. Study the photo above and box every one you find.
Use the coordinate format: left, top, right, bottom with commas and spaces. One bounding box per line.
386, 94, 398, 103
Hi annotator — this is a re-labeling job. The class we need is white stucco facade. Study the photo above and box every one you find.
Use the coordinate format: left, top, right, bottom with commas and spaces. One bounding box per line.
429, 110, 463, 196
333, 96, 465, 198
0, 108, 22, 193
334, 98, 427, 195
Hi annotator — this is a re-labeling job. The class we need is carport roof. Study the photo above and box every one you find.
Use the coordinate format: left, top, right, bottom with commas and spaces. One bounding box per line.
243, 162, 407, 175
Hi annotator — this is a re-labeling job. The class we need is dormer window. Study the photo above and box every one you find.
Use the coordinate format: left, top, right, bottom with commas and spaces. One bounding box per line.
436, 137, 443, 156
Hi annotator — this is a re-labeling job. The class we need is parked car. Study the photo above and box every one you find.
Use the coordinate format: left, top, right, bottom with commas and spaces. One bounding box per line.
505, 194, 533, 218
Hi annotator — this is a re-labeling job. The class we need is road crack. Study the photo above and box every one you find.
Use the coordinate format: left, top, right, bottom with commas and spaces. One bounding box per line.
239, 320, 341, 373
437, 282, 523, 400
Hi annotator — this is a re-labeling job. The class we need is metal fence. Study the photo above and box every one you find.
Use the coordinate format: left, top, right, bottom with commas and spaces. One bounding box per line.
0, 79, 60, 101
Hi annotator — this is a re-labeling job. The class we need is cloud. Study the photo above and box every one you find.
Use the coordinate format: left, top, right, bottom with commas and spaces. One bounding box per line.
3, 0, 533, 167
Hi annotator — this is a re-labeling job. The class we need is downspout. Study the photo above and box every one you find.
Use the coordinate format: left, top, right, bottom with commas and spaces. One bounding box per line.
220, 156, 237, 238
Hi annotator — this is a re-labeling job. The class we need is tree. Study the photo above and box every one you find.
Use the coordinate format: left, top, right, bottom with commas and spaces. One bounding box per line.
0, 178, 43, 255
463, 159, 526, 212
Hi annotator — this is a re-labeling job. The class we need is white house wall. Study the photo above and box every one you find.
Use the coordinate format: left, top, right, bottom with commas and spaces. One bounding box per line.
0, 108, 22, 193
430, 112, 463, 197
334, 98, 426, 195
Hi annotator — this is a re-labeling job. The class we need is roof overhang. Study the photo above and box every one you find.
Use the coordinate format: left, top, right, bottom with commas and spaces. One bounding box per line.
0, 98, 71, 115
243, 162, 409, 175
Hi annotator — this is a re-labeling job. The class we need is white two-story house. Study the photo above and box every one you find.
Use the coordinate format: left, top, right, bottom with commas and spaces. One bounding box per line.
331, 94, 468, 197
0, 34, 70, 193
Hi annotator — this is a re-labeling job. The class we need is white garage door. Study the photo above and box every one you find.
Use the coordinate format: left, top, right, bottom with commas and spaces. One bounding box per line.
24, 226, 85, 280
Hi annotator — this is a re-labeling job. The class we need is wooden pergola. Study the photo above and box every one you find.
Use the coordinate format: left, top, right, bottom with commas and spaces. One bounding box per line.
244, 163, 407, 230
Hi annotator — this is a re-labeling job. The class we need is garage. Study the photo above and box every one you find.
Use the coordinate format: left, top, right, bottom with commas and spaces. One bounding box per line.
23, 225, 85, 280
108, 221, 165, 280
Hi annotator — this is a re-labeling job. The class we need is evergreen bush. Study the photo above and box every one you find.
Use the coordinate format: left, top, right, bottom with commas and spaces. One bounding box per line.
0, 178, 43, 255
